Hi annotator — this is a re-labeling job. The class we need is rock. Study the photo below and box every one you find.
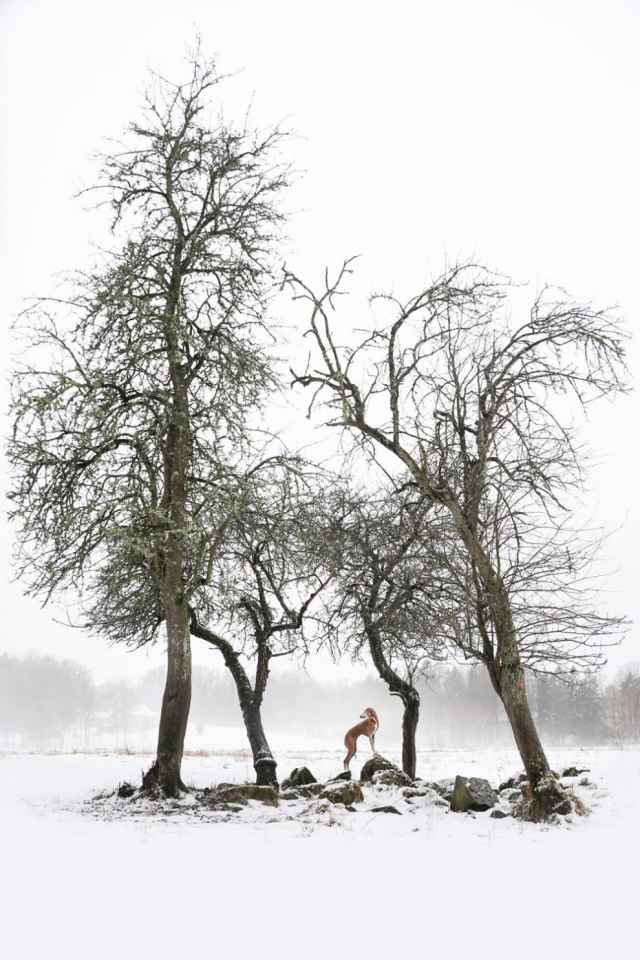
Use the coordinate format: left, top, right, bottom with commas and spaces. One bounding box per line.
360, 755, 411, 786
345, 805, 357, 813
214, 784, 279, 807
320, 781, 364, 805
402, 786, 429, 799
562, 766, 590, 778
297, 783, 324, 798
207, 801, 245, 813
498, 773, 528, 792
402, 786, 444, 806
370, 805, 402, 815
429, 778, 455, 802
201, 793, 247, 808
450, 776, 498, 813
554, 798, 573, 816
117, 781, 136, 799
279, 789, 301, 800
328, 770, 352, 782
490, 809, 510, 819
579, 777, 592, 787
371, 768, 413, 788
281, 766, 317, 790
503, 789, 522, 802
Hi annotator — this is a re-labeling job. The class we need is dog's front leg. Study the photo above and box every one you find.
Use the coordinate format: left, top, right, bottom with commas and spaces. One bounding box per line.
368, 735, 376, 754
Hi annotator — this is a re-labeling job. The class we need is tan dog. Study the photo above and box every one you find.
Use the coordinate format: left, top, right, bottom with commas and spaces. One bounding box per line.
343, 707, 379, 770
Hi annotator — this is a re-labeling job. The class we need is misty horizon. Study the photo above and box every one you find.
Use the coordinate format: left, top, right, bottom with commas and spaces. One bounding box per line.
3, 651, 638, 756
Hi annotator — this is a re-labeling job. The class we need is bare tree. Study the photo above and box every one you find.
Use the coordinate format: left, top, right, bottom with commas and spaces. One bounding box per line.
188, 463, 331, 785
285, 260, 628, 818
319, 485, 448, 778
8, 48, 290, 796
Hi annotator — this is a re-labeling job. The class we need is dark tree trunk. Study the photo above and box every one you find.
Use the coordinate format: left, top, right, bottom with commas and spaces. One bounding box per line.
146, 603, 192, 796
189, 615, 278, 786
145, 297, 193, 797
364, 617, 421, 778
484, 584, 566, 819
498, 660, 550, 786
451, 509, 565, 820
243, 702, 278, 786
401, 695, 420, 780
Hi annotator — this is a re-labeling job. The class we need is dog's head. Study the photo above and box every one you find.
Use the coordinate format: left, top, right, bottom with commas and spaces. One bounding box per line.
360, 707, 378, 724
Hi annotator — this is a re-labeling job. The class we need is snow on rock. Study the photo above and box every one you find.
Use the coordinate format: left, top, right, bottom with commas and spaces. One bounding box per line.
359, 754, 411, 786
430, 777, 456, 801
319, 780, 364, 805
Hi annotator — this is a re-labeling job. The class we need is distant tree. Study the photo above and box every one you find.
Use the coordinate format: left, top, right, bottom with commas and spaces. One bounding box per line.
286, 260, 628, 819
605, 667, 640, 742
95, 680, 138, 746
8, 48, 290, 795
0, 654, 94, 746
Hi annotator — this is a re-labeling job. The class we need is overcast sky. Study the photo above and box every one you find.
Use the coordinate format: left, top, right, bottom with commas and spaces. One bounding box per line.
1, 0, 638, 681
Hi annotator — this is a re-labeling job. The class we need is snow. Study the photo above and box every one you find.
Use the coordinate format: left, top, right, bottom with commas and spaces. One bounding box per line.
1, 745, 638, 959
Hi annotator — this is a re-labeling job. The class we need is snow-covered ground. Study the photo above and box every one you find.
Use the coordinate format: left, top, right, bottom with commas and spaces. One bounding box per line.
1, 744, 637, 959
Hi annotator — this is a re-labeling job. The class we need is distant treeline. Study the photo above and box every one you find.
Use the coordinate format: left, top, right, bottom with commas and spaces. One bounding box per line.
1, 652, 639, 751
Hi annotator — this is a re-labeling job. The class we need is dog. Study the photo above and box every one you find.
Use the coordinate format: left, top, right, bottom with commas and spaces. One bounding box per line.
343, 707, 379, 770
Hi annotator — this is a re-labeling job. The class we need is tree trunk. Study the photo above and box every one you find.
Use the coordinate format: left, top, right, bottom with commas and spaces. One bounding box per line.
243, 702, 278, 786
364, 617, 421, 778
152, 605, 192, 796
489, 597, 567, 819
145, 341, 192, 796
451, 508, 565, 820
189, 615, 278, 786
401, 695, 420, 780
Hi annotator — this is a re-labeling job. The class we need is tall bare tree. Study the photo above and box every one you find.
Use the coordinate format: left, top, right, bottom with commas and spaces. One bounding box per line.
286, 260, 628, 818
8, 49, 289, 796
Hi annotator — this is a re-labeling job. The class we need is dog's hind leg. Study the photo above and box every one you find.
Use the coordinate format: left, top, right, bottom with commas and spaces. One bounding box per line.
344, 738, 356, 770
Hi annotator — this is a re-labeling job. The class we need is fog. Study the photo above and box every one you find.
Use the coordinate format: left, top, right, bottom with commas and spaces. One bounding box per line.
2, 653, 637, 755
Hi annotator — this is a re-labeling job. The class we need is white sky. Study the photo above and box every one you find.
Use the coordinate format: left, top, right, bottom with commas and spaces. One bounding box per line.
1, 0, 638, 681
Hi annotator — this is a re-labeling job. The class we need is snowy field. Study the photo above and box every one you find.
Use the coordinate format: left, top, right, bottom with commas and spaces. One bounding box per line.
1, 744, 637, 960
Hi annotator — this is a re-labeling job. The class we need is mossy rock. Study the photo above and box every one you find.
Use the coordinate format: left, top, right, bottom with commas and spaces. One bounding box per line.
213, 784, 279, 807
297, 783, 324, 798
320, 781, 364, 805
450, 776, 498, 813
281, 766, 317, 790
